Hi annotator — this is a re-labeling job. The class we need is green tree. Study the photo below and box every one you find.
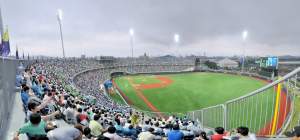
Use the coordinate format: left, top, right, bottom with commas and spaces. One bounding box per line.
204, 60, 217, 69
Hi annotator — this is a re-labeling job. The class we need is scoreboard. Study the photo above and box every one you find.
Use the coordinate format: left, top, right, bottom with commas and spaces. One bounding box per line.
260, 57, 278, 69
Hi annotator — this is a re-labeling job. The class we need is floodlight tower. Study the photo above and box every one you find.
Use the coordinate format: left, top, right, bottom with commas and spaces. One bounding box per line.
242, 31, 247, 72
57, 9, 65, 59
130, 29, 133, 58
175, 34, 179, 57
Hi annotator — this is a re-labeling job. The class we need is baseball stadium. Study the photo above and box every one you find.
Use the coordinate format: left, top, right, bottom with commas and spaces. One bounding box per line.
1, 1, 300, 140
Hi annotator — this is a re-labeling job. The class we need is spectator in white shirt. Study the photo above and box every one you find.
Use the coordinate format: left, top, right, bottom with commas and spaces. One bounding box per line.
77, 102, 83, 110
43, 92, 58, 106
140, 121, 151, 132
83, 108, 89, 115
163, 125, 171, 134
124, 120, 131, 129
153, 123, 163, 134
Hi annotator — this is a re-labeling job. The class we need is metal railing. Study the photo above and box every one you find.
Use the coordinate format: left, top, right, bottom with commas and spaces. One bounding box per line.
187, 105, 225, 130
187, 67, 300, 138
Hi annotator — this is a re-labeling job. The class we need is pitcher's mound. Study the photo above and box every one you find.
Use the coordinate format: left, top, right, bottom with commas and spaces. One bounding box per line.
141, 80, 147, 81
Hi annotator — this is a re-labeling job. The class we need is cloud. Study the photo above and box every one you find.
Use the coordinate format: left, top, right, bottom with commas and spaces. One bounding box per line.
2, 0, 300, 57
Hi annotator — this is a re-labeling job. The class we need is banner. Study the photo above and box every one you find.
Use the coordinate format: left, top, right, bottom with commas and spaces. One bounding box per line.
0, 28, 10, 57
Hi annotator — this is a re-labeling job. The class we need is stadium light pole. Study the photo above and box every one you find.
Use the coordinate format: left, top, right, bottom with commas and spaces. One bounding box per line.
242, 31, 247, 72
130, 29, 133, 58
57, 9, 65, 59
175, 34, 179, 57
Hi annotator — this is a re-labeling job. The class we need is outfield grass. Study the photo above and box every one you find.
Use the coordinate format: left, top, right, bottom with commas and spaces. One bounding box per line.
108, 93, 127, 105
114, 73, 271, 112
114, 73, 277, 132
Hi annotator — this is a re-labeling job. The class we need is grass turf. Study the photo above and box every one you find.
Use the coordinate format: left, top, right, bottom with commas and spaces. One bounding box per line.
114, 73, 276, 132
108, 93, 127, 105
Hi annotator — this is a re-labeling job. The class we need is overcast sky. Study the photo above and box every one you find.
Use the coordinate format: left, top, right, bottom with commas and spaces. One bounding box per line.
1, 0, 300, 58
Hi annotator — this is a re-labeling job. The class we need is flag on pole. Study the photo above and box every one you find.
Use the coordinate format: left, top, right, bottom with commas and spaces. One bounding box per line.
33, 54, 34, 59
23, 49, 24, 59
16, 45, 19, 59
28, 53, 29, 59
0, 27, 10, 57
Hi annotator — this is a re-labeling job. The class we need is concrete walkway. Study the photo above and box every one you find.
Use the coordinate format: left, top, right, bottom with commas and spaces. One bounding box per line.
1, 89, 28, 140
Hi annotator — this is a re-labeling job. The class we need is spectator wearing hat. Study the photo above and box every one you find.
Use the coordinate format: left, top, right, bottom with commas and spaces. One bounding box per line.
166, 124, 184, 140
285, 126, 300, 140
180, 126, 193, 136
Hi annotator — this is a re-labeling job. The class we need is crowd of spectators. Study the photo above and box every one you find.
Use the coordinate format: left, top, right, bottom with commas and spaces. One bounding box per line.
13, 58, 264, 140
114, 65, 190, 73
101, 57, 196, 67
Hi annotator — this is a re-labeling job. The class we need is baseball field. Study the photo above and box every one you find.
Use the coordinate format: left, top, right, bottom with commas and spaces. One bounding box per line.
112, 72, 290, 133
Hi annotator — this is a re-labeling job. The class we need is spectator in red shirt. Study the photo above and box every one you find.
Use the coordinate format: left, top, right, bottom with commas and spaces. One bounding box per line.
58, 95, 63, 104
211, 127, 228, 140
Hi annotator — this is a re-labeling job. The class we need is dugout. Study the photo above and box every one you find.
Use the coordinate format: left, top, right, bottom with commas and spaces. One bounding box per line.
104, 80, 112, 89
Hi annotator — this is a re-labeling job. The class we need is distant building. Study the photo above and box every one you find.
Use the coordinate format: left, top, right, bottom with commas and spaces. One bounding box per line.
214, 58, 238, 68
139, 53, 149, 59
81, 55, 86, 59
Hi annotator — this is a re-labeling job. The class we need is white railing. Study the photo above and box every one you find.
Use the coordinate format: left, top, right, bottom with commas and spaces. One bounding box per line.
188, 67, 300, 138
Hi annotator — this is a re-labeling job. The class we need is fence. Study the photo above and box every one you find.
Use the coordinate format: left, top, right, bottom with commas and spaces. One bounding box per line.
187, 67, 300, 138
187, 105, 225, 129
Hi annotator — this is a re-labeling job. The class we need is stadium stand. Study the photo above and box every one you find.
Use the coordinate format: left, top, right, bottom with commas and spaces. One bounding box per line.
0, 57, 299, 140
